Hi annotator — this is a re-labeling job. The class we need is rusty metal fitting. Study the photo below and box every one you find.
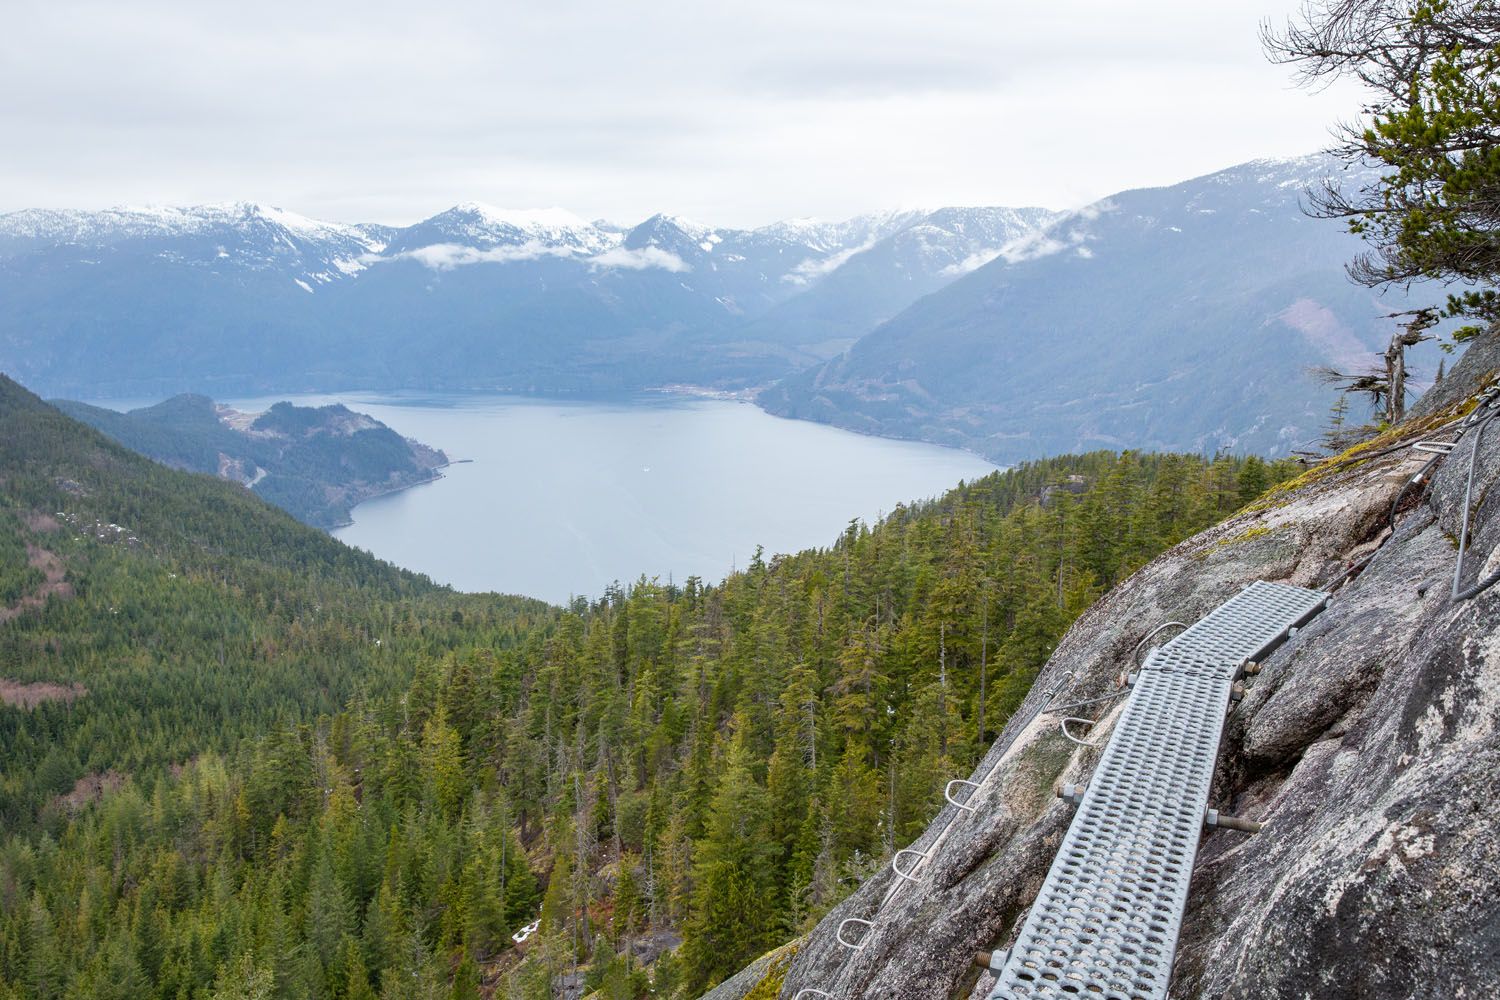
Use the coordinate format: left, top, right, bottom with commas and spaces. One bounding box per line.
1205, 808, 1263, 833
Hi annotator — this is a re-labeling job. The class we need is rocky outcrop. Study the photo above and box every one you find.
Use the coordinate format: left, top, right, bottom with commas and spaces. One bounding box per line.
1413, 321, 1500, 418
719, 355, 1500, 998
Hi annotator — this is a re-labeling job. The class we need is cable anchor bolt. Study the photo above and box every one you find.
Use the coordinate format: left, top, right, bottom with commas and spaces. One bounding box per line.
1205, 808, 1263, 833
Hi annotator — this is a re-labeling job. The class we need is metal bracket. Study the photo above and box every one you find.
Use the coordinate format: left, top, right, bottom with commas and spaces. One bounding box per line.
836, 917, 874, 951
944, 778, 980, 813
890, 847, 929, 883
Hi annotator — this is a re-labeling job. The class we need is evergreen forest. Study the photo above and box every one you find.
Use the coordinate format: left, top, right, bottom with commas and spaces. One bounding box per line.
0, 376, 1296, 999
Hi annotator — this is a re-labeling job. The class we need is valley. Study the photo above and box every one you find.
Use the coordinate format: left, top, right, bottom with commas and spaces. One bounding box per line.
0, 375, 1294, 998
6, 1, 1500, 997
0, 155, 1453, 466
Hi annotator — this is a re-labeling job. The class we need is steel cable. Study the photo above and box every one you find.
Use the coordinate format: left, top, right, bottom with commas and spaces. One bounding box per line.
1453, 404, 1500, 601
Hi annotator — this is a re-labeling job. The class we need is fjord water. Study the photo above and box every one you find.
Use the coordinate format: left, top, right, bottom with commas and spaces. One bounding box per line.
226, 392, 997, 603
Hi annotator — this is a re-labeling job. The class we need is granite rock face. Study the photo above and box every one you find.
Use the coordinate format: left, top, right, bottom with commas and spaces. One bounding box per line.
711, 361, 1500, 999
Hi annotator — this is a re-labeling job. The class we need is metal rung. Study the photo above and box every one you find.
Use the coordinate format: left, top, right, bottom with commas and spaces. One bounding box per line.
1133, 620, 1187, 669
793, 991, 832, 1000
1059, 716, 1101, 746
836, 917, 874, 951
945, 778, 981, 813
891, 848, 929, 883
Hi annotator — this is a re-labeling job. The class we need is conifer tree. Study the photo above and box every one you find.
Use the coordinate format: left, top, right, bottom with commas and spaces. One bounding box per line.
680, 727, 778, 992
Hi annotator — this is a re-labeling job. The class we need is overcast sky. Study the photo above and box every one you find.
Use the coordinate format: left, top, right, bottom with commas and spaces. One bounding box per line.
0, 0, 1364, 228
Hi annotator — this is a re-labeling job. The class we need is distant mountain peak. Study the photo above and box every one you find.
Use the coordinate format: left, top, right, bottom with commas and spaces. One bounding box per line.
0, 202, 380, 254
624, 213, 718, 252
444, 203, 592, 231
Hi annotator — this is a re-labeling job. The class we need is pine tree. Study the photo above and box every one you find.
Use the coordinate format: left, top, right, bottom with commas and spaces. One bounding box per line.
209, 953, 276, 1000
449, 952, 480, 1000
422, 705, 468, 820
304, 848, 356, 994
680, 728, 778, 992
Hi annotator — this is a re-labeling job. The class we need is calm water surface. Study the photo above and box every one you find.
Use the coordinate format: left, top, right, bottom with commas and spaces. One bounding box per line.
220, 392, 997, 603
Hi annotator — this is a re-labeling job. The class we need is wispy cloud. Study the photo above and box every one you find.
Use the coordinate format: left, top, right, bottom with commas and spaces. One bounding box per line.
937, 249, 1002, 277
369, 241, 690, 273
372, 241, 575, 270
590, 246, 691, 272
992, 199, 1115, 265
783, 236, 878, 285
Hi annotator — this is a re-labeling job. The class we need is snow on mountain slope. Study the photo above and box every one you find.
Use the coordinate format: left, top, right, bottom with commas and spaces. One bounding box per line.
380, 203, 620, 257
733, 204, 1062, 354
760, 154, 1435, 462
8, 162, 1374, 406
0, 202, 385, 287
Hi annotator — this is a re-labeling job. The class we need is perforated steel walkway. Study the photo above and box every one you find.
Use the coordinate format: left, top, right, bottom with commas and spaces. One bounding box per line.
986, 581, 1327, 1000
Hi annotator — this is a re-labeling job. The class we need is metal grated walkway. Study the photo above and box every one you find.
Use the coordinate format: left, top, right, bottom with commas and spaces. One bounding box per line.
986, 581, 1327, 1000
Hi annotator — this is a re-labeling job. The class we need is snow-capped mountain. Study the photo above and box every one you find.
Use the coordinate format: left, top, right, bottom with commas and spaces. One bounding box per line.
0, 203, 386, 289
0, 199, 1058, 396
0, 157, 1419, 425
737, 205, 1060, 350
381, 203, 619, 256
761, 155, 1445, 461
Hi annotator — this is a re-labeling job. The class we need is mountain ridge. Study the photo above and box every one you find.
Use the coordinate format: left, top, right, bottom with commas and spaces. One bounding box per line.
759, 155, 1452, 462
0, 154, 1439, 464
52, 393, 450, 529
0, 196, 1058, 399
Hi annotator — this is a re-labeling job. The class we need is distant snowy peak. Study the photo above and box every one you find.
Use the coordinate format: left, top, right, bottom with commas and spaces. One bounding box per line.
0, 199, 1060, 294
970, 153, 1373, 275
450, 203, 589, 230
623, 214, 720, 255
386, 203, 619, 256
752, 209, 927, 253
0, 203, 390, 294
0, 202, 379, 250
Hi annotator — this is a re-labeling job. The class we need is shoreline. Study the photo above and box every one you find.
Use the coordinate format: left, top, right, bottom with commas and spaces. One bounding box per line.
324, 464, 450, 531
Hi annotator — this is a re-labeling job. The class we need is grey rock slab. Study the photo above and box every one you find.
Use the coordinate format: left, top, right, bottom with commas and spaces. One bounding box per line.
716, 388, 1500, 1000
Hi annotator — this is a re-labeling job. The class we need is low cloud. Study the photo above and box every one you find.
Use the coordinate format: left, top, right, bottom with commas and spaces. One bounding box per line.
590, 246, 691, 272
996, 233, 1067, 264
783, 236, 879, 285
937, 249, 1002, 277
373, 241, 576, 270
368, 241, 689, 273
993, 200, 1114, 265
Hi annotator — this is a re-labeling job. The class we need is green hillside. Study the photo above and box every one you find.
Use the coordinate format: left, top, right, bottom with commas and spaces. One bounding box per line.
0, 377, 1295, 999
53, 394, 448, 529
0, 374, 552, 830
